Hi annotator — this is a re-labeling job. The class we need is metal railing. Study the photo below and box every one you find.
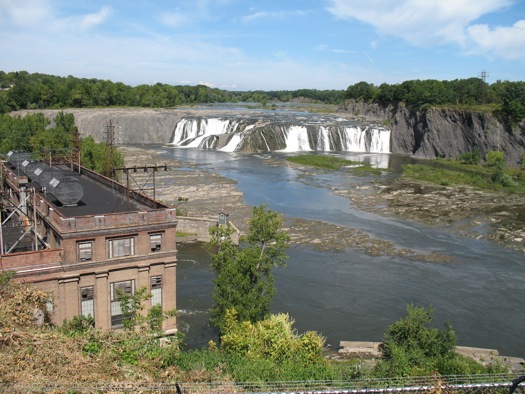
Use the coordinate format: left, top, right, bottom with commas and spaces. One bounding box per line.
1, 374, 523, 394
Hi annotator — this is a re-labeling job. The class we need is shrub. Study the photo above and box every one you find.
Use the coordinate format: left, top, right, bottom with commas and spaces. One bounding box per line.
485, 150, 505, 168
374, 305, 506, 378
457, 150, 481, 165
375, 305, 457, 377
219, 310, 325, 365
61, 315, 95, 335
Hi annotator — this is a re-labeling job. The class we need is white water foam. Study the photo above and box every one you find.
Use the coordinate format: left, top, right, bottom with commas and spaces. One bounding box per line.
172, 117, 390, 153
219, 134, 243, 152
279, 125, 311, 152
171, 118, 239, 147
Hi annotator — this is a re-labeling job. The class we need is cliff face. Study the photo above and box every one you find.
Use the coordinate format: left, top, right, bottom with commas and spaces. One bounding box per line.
340, 100, 525, 165
16, 105, 525, 165
16, 108, 186, 145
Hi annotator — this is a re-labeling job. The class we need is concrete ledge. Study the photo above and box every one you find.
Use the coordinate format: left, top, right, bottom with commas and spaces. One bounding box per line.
338, 341, 382, 358
177, 216, 239, 244
338, 342, 525, 372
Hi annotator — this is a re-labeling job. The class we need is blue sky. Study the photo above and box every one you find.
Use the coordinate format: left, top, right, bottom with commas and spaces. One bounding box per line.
1, 0, 524, 90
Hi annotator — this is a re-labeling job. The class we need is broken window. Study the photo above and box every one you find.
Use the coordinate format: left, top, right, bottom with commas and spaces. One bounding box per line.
108, 237, 134, 258
110, 280, 134, 327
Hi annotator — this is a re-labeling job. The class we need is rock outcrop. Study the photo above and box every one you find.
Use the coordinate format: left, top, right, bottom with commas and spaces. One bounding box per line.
16, 108, 187, 145
16, 104, 525, 165
340, 100, 525, 165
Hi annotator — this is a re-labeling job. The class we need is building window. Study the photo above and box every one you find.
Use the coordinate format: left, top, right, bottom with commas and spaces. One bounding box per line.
78, 241, 93, 262
150, 276, 162, 307
108, 237, 134, 258
150, 234, 162, 252
110, 280, 134, 327
80, 286, 95, 320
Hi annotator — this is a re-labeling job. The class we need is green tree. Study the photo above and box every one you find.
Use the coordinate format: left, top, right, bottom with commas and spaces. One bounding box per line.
485, 150, 516, 187
457, 150, 481, 165
374, 304, 508, 377
117, 286, 151, 331
499, 81, 525, 125
80, 135, 124, 178
29, 111, 75, 158
375, 305, 457, 377
485, 150, 505, 168
345, 81, 377, 101
208, 205, 290, 333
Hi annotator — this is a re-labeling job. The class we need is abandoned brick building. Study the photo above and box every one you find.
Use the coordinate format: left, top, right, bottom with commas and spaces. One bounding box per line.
0, 152, 178, 332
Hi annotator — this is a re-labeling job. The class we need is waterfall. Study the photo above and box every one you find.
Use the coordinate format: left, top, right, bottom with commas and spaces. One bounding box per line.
279, 126, 312, 152
219, 134, 243, 152
171, 118, 239, 147
171, 117, 390, 154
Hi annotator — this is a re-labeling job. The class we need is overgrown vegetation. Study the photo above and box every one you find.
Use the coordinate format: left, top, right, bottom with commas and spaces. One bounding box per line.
0, 270, 507, 389
374, 305, 506, 377
401, 150, 525, 192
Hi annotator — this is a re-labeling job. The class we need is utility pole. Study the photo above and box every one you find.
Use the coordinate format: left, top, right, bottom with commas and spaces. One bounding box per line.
112, 165, 168, 209
479, 70, 489, 83
478, 70, 489, 104
71, 126, 81, 173
102, 120, 117, 178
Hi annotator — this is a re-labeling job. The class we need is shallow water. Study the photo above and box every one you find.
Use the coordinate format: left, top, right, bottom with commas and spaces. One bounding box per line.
155, 147, 525, 357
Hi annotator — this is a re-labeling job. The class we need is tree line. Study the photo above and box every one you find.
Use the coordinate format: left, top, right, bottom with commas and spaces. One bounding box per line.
0, 70, 344, 113
2, 70, 523, 124
345, 78, 525, 124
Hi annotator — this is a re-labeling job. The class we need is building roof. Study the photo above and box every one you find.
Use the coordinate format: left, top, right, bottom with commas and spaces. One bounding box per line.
48, 165, 150, 218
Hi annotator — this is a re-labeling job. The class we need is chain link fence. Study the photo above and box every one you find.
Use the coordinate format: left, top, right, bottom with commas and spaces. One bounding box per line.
1, 374, 523, 394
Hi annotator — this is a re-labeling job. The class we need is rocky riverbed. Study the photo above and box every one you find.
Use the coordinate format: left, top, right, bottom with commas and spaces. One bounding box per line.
119, 146, 525, 258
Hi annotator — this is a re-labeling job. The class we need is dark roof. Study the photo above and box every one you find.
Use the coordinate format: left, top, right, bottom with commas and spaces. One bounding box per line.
44, 165, 150, 218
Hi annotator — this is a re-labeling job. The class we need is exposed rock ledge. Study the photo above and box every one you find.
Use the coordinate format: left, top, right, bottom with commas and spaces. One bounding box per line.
338, 100, 525, 166
120, 146, 524, 256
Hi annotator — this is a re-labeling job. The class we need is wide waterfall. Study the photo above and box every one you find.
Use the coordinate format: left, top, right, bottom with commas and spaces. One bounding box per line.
171, 114, 390, 154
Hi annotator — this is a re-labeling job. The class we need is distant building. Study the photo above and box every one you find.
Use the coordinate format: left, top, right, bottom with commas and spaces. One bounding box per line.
0, 154, 178, 332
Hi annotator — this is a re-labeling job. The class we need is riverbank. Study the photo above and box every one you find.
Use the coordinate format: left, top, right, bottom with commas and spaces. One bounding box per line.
335, 342, 524, 373
119, 146, 524, 257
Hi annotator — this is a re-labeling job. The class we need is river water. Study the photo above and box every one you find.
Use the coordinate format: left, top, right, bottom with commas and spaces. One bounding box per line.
152, 146, 524, 358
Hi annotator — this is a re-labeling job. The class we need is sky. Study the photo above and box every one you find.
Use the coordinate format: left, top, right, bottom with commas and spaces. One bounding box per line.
1, 0, 524, 91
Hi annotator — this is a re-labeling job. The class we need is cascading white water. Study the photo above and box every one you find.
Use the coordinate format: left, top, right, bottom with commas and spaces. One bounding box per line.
172, 117, 390, 153
317, 126, 331, 151
219, 134, 243, 152
279, 126, 311, 152
368, 128, 391, 153
172, 118, 239, 147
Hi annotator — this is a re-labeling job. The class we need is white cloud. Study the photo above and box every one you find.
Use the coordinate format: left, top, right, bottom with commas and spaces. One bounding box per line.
240, 9, 310, 23
198, 81, 216, 87
0, 0, 111, 33
326, 0, 511, 46
80, 6, 112, 30
159, 11, 189, 28
467, 20, 525, 61
0, 0, 52, 27
241, 11, 271, 22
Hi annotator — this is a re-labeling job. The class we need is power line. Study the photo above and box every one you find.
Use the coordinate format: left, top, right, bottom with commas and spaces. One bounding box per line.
479, 70, 489, 83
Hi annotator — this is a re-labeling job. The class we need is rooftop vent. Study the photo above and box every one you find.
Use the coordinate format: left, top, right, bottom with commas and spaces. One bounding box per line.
7, 151, 33, 171
34, 165, 63, 186
47, 176, 84, 206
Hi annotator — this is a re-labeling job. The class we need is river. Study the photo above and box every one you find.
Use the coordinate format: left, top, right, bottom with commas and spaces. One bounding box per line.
152, 146, 524, 358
